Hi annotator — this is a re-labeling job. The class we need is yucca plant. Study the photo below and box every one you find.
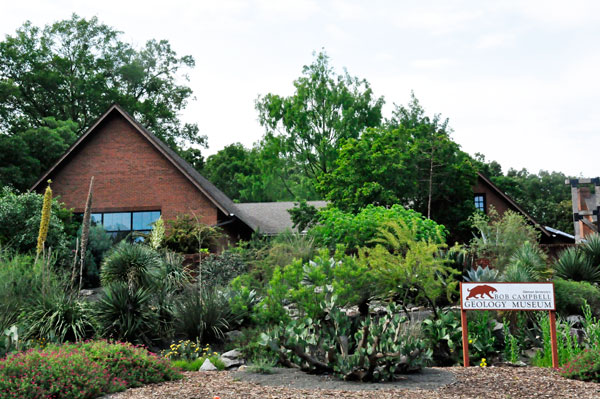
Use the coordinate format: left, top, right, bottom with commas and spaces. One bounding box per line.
21, 290, 96, 343
95, 282, 159, 345
502, 262, 538, 282
174, 286, 231, 343
507, 241, 548, 280
582, 234, 600, 267
554, 247, 600, 283
101, 242, 160, 292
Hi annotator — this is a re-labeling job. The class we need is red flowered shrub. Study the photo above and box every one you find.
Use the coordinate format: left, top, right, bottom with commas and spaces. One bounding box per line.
559, 349, 600, 382
0, 340, 182, 399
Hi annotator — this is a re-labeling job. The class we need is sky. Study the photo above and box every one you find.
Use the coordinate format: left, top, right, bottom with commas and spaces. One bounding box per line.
2, 0, 600, 177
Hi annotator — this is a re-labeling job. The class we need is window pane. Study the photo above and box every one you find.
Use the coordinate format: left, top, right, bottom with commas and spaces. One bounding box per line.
104, 212, 131, 231
91, 213, 102, 226
474, 195, 485, 212
133, 211, 161, 231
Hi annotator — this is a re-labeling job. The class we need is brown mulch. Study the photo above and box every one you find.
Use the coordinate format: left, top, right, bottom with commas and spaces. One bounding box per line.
105, 367, 600, 399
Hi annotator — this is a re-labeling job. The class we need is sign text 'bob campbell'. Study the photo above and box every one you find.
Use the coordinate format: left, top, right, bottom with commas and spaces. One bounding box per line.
460, 282, 555, 311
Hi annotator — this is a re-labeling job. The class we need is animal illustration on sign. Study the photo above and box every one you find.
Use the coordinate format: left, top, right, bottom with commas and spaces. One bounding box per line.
465, 284, 497, 300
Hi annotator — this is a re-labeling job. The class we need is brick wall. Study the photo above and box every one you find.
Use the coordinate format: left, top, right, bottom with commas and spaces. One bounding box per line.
43, 112, 217, 225
473, 178, 512, 215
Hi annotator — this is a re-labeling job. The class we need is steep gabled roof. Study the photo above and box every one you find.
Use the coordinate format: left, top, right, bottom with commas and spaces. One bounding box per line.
476, 171, 551, 238
30, 104, 237, 217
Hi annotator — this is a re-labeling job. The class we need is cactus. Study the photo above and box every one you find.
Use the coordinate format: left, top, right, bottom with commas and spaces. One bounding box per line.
36, 180, 53, 256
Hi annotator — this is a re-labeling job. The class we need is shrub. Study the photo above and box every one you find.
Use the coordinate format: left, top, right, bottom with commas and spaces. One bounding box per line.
553, 279, 600, 317
309, 204, 446, 251
0, 340, 181, 398
560, 349, 600, 382
582, 233, 600, 267
422, 310, 462, 366
95, 282, 160, 345
553, 247, 600, 283
101, 242, 161, 291
163, 214, 221, 253
174, 286, 231, 343
0, 187, 72, 257
201, 251, 248, 288
261, 298, 431, 382
20, 290, 96, 343
467, 311, 499, 363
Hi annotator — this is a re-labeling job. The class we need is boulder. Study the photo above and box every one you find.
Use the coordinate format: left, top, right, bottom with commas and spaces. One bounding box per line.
200, 359, 217, 371
567, 315, 585, 328
222, 349, 243, 359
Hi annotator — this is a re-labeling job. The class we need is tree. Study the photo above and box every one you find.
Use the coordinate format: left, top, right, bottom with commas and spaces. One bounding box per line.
0, 15, 204, 189
255, 51, 384, 183
319, 94, 477, 241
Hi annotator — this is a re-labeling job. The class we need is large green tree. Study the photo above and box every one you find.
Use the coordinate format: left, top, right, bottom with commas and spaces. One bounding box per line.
0, 15, 203, 189
255, 51, 384, 183
319, 95, 477, 242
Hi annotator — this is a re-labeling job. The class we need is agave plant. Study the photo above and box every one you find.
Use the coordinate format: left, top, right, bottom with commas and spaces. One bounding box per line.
464, 266, 499, 282
553, 247, 600, 283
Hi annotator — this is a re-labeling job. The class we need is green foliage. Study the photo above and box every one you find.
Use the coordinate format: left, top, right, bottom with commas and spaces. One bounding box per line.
0, 341, 182, 398
553, 279, 600, 317
582, 233, 600, 266
163, 214, 221, 254
260, 299, 431, 382
365, 221, 458, 316
256, 51, 384, 183
164, 340, 225, 370
532, 312, 583, 367
20, 290, 96, 343
553, 247, 600, 283
201, 251, 248, 288
0, 187, 72, 257
321, 94, 477, 240
101, 242, 161, 291
310, 204, 447, 251
422, 310, 462, 366
288, 200, 320, 232
95, 282, 160, 345
470, 209, 540, 272
502, 320, 521, 364
467, 311, 498, 363
0, 15, 202, 189
174, 287, 231, 343
76, 224, 113, 287
0, 251, 45, 332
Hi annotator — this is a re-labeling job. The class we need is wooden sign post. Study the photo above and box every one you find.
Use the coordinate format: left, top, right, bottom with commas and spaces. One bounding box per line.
460, 282, 558, 369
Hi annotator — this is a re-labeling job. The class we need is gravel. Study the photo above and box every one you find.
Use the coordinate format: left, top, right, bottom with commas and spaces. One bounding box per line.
104, 367, 600, 399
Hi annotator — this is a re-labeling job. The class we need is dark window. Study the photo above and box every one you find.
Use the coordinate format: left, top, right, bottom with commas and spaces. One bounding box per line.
474, 194, 486, 213
76, 210, 161, 242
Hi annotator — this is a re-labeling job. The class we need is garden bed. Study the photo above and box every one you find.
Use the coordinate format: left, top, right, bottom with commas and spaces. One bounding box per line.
103, 367, 600, 399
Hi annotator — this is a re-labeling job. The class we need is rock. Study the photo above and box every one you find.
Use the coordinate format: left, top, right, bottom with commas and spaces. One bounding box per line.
524, 348, 540, 359
237, 365, 248, 372
200, 359, 217, 371
222, 349, 243, 359
225, 330, 243, 342
221, 356, 242, 368
492, 321, 504, 344
567, 315, 585, 328
571, 328, 586, 345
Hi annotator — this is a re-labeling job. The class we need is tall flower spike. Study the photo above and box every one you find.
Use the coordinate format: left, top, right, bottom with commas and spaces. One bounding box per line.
36, 180, 53, 255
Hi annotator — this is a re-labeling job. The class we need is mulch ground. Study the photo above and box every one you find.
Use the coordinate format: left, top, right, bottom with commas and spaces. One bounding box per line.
105, 367, 600, 399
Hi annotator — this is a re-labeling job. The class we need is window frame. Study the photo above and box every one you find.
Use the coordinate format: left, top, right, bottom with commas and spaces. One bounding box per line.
86, 210, 162, 240
474, 194, 486, 214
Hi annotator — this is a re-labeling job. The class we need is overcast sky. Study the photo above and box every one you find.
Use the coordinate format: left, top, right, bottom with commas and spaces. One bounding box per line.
3, 0, 600, 177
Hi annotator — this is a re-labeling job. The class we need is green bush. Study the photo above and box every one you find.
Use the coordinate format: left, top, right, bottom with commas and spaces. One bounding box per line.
0, 340, 181, 398
553, 279, 600, 317
0, 187, 73, 257
422, 310, 462, 366
163, 214, 221, 253
553, 247, 600, 283
309, 204, 446, 251
201, 251, 248, 288
174, 286, 231, 342
20, 289, 96, 342
101, 242, 161, 290
95, 282, 160, 345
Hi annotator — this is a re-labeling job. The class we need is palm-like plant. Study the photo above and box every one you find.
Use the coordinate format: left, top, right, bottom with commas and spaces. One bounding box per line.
95, 282, 159, 345
553, 247, 600, 283
174, 286, 231, 342
100, 242, 160, 291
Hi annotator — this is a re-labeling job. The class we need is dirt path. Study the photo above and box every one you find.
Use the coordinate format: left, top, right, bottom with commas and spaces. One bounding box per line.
105, 367, 600, 399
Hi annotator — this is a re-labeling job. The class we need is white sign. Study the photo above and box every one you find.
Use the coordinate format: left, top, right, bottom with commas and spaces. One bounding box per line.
461, 282, 555, 311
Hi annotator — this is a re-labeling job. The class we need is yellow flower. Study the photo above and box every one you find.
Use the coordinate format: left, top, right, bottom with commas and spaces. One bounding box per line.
468, 339, 473, 344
